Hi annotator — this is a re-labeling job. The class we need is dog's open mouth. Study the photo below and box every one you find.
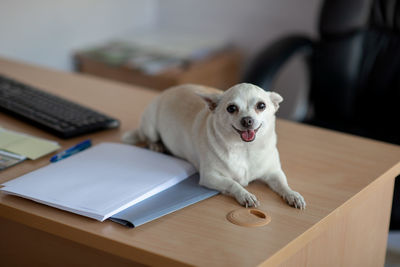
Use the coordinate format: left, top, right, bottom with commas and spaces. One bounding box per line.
232, 124, 262, 142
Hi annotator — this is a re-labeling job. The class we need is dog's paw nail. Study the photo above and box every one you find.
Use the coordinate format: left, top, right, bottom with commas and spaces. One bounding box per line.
234, 189, 259, 208
238, 192, 259, 208
284, 191, 306, 210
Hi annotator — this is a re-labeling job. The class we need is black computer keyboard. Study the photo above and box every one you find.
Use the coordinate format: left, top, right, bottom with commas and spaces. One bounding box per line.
0, 74, 120, 138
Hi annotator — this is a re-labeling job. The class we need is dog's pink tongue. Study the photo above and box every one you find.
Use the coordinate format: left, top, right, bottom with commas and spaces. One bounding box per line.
241, 130, 255, 142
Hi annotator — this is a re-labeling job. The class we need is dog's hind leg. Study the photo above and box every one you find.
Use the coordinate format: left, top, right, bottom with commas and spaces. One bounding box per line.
123, 96, 166, 152
122, 127, 165, 152
122, 129, 145, 145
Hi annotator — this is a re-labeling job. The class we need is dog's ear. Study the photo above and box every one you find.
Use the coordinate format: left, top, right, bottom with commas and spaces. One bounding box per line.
269, 92, 283, 112
195, 91, 222, 112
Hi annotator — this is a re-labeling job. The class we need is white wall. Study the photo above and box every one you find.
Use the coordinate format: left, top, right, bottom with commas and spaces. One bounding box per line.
0, 0, 321, 75
0, 0, 157, 71
155, 0, 322, 65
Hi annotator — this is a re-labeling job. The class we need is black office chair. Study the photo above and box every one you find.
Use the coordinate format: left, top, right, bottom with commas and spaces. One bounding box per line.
244, 0, 400, 228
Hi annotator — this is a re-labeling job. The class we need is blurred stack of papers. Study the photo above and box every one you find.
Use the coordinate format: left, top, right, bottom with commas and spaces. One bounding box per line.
0, 150, 25, 171
0, 127, 59, 169
79, 32, 230, 75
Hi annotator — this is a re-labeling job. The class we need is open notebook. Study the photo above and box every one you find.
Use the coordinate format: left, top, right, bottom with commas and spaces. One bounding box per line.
1, 143, 217, 225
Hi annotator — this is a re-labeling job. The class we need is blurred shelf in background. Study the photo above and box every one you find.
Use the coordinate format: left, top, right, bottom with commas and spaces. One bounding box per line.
74, 35, 242, 91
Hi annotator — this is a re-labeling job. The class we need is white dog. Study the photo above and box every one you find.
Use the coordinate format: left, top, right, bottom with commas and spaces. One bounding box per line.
123, 83, 305, 209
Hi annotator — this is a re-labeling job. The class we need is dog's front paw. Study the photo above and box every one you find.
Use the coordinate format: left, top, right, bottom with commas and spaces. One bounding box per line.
283, 191, 306, 210
235, 190, 260, 208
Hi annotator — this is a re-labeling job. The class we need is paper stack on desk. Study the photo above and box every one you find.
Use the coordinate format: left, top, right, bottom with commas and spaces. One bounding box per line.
0, 127, 60, 160
80, 32, 229, 75
1, 143, 217, 226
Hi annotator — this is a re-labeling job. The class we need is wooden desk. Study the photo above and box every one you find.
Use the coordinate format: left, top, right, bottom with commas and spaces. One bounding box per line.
0, 57, 399, 266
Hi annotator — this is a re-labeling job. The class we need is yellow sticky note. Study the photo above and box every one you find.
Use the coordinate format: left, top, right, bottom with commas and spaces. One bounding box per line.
0, 129, 60, 160
0, 131, 22, 147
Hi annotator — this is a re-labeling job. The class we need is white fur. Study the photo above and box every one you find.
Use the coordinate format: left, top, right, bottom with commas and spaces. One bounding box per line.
123, 83, 306, 209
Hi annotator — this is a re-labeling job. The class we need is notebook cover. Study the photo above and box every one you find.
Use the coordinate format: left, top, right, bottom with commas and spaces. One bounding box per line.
109, 174, 218, 227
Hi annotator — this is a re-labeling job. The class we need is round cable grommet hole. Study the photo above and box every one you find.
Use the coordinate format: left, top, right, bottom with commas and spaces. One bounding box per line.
227, 208, 271, 227
249, 209, 266, 219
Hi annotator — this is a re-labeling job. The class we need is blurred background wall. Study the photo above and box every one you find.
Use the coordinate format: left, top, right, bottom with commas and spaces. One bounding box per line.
0, 0, 321, 71
0, 0, 158, 70
157, 0, 321, 67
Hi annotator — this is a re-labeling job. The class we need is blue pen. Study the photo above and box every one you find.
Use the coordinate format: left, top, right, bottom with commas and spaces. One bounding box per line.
50, 139, 92, 163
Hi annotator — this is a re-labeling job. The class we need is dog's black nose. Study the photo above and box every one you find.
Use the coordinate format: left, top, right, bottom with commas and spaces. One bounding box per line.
241, 116, 254, 128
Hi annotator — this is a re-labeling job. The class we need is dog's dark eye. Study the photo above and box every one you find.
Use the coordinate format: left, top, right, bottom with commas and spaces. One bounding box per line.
256, 102, 266, 111
226, 104, 238, 113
